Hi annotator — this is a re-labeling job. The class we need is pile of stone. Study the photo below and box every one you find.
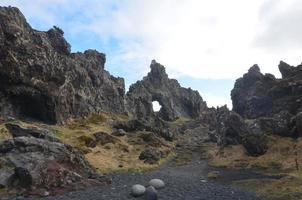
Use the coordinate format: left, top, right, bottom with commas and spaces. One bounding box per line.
131, 178, 165, 200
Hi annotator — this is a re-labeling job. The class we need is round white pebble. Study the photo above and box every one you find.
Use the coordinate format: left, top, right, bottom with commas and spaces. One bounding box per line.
149, 179, 165, 189
131, 184, 146, 197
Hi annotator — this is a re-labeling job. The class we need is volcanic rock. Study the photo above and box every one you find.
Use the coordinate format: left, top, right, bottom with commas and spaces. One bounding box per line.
0, 6, 126, 124
5, 123, 60, 142
144, 186, 158, 200
232, 62, 302, 119
126, 60, 207, 121
139, 147, 163, 164
231, 61, 302, 137
0, 126, 107, 197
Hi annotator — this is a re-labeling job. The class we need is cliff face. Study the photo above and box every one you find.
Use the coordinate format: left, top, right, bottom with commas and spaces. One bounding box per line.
126, 60, 207, 121
0, 7, 126, 124
231, 62, 302, 137
231, 62, 302, 118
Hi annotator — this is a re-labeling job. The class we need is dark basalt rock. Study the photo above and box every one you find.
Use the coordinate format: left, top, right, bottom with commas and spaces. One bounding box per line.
8, 167, 33, 189
231, 61, 302, 137
0, 6, 126, 124
114, 118, 174, 141
232, 61, 302, 118
126, 60, 207, 121
0, 128, 107, 196
139, 147, 163, 164
5, 123, 60, 142
231, 64, 274, 119
198, 106, 268, 156
294, 112, 302, 136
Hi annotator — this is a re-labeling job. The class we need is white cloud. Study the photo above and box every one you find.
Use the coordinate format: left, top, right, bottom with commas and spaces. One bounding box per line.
3, 0, 302, 80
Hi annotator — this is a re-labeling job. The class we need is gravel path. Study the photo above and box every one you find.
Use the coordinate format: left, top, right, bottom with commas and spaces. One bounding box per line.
24, 152, 263, 200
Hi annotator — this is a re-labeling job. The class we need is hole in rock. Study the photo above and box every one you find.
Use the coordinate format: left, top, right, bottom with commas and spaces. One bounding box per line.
152, 101, 162, 112
11, 94, 57, 124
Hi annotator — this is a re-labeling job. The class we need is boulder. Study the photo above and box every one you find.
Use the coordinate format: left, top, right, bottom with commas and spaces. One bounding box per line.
148, 179, 165, 189
113, 119, 147, 132
5, 123, 60, 142
139, 147, 162, 164
208, 107, 268, 156
131, 184, 146, 197
0, 126, 107, 196
112, 129, 126, 137
144, 186, 158, 200
93, 131, 118, 145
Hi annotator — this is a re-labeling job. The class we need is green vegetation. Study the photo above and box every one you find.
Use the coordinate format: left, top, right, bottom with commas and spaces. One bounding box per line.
207, 171, 220, 179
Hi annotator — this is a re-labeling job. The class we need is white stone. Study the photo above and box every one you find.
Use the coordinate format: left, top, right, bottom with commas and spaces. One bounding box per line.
148, 179, 165, 189
131, 184, 146, 197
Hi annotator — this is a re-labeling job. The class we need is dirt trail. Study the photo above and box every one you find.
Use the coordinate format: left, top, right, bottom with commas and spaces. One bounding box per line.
23, 145, 268, 200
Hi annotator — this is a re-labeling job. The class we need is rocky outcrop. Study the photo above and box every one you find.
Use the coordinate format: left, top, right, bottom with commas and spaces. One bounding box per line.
0, 124, 107, 197
0, 6, 126, 124
232, 62, 302, 119
231, 65, 275, 119
126, 60, 207, 121
231, 62, 302, 137
198, 106, 268, 156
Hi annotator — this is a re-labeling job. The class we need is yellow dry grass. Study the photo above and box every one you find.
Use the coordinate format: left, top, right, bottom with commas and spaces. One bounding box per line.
204, 136, 302, 172
202, 136, 302, 200
0, 124, 12, 140
2, 113, 174, 173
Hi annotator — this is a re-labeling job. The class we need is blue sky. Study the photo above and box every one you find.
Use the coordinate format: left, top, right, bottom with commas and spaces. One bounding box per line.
2, 0, 302, 108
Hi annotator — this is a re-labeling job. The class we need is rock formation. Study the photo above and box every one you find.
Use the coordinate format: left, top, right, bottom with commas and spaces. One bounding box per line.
0, 124, 107, 196
231, 62, 302, 137
126, 60, 207, 121
0, 6, 126, 124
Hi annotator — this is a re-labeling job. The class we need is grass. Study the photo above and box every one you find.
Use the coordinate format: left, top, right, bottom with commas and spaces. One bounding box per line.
169, 117, 191, 130
0, 188, 8, 197
2, 112, 174, 174
0, 124, 12, 140
201, 136, 302, 200
173, 148, 194, 166
207, 171, 220, 179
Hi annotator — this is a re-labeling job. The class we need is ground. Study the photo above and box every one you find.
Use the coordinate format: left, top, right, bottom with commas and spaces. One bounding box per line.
202, 136, 302, 200
2, 114, 302, 199
23, 145, 262, 200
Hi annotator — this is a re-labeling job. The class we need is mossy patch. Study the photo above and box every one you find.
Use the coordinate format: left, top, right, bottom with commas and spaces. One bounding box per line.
207, 171, 220, 179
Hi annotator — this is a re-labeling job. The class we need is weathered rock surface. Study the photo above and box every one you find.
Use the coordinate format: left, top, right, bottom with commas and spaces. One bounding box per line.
231, 61, 302, 137
126, 60, 207, 121
194, 106, 268, 156
0, 125, 107, 197
5, 123, 60, 142
0, 6, 126, 124
139, 147, 164, 164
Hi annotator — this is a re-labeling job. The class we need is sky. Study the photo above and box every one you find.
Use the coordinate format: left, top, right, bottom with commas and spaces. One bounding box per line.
2, 0, 302, 108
